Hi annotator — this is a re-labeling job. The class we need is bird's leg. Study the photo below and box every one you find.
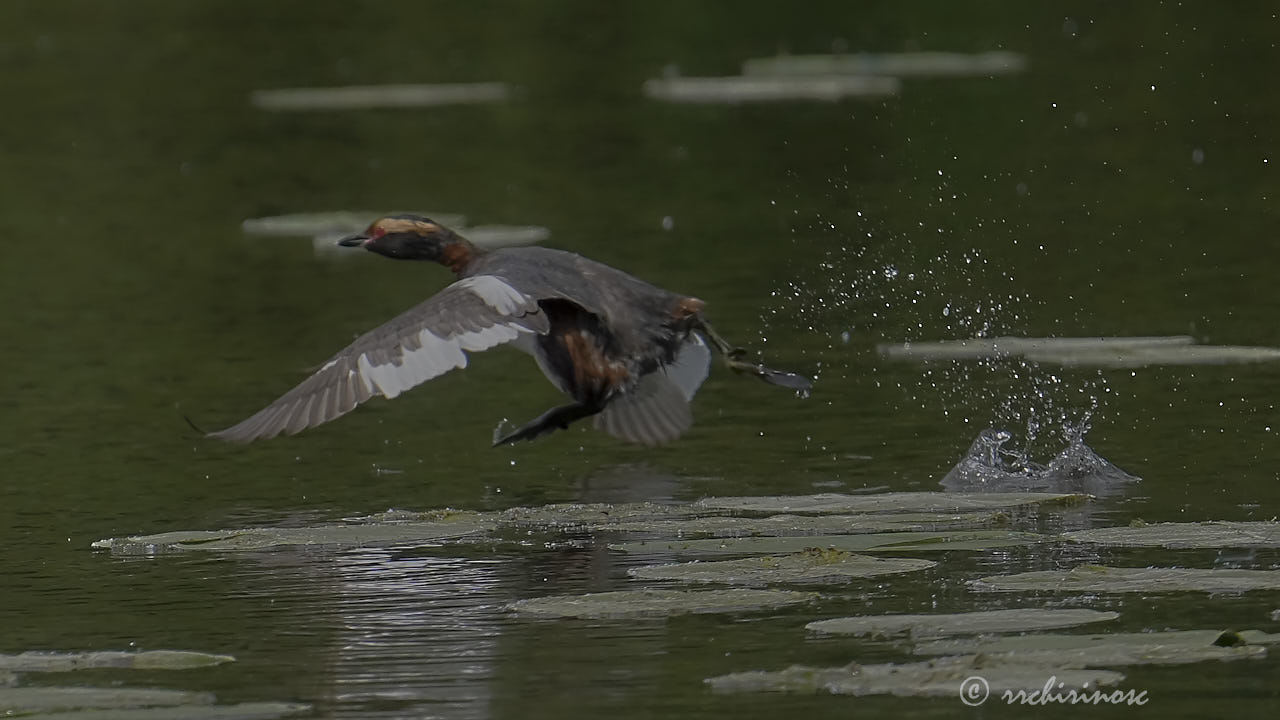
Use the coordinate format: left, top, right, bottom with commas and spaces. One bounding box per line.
696, 320, 748, 361
694, 319, 814, 394
493, 401, 603, 446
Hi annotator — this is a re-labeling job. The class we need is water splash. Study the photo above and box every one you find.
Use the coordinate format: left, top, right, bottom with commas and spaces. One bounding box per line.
762, 180, 1117, 448
940, 424, 1139, 496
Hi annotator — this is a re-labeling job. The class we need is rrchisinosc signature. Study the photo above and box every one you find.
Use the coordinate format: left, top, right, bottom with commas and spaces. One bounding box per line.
960, 675, 1150, 707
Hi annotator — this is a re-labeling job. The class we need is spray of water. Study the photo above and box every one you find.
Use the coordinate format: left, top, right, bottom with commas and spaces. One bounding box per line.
762, 174, 1121, 462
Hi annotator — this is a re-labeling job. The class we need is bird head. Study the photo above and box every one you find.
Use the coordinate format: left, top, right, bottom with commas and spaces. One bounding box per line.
339, 214, 475, 271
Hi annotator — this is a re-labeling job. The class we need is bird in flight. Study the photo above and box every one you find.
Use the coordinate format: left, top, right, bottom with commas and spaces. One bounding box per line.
210, 215, 811, 446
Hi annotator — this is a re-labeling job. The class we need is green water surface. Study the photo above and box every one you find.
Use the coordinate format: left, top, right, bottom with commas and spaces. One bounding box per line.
2, 2, 1278, 718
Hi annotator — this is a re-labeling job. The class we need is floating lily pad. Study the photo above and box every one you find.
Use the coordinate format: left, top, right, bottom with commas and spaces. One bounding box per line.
91, 517, 493, 554
496, 502, 711, 529
693, 492, 1086, 515
914, 629, 1279, 666
341, 507, 486, 523
972, 565, 1280, 593
350, 503, 699, 530
643, 75, 898, 104
612, 530, 1040, 556
706, 655, 1123, 697
628, 549, 935, 586
505, 588, 816, 619
93, 496, 1058, 557
596, 511, 1002, 538
0, 650, 235, 672
250, 82, 510, 111
1062, 522, 1280, 549
0, 686, 213, 713
742, 51, 1027, 78
91, 503, 715, 556
806, 608, 1119, 638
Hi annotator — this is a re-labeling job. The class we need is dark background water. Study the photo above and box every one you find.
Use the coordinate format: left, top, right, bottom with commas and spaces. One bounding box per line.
2, 2, 1278, 718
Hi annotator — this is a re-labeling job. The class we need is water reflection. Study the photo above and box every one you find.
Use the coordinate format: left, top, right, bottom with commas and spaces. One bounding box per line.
203, 462, 689, 718
326, 552, 503, 718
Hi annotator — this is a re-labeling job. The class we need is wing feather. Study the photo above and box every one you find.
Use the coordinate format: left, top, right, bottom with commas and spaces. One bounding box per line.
589, 334, 710, 445
592, 370, 693, 446
211, 275, 547, 443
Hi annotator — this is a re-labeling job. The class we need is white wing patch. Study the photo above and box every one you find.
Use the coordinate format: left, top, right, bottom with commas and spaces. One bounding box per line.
664, 332, 711, 400
456, 275, 527, 315
211, 275, 545, 443
356, 324, 532, 400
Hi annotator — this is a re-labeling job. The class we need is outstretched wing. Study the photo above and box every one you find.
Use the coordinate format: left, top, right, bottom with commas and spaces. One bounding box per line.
592, 333, 711, 445
210, 275, 549, 443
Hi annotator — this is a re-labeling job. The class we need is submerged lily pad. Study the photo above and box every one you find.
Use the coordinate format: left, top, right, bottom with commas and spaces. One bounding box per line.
914, 629, 1279, 666
973, 565, 1280, 593
878, 335, 1280, 368
879, 336, 1194, 361
742, 51, 1028, 78
643, 75, 899, 103
312, 224, 547, 255
14, 700, 311, 719
0, 686, 213, 713
91, 517, 493, 554
706, 655, 1123, 697
628, 549, 935, 586
597, 511, 1002, 538
693, 492, 1085, 515
13, 696, 308, 712
806, 608, 1119, 638
250, 82, 510, 111
241, 211, 466, 237
612, 530, 1040, 556
1062, 522, 1280, 549
0, 650, 234, 672
1030, 344, 1280, 367
505, 588, 816, 619
457, 224, 550, 248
